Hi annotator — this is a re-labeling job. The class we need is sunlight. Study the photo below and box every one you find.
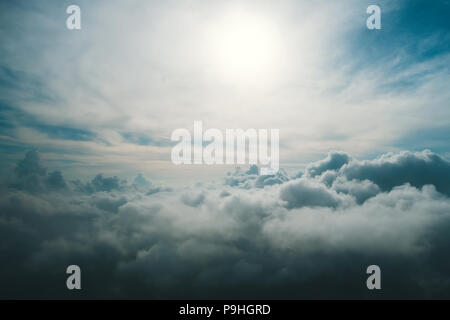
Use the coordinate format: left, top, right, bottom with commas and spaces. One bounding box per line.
206, 9, 283, 85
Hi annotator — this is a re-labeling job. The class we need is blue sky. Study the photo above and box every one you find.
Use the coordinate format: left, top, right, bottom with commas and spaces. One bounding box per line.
0, 0, 449, 184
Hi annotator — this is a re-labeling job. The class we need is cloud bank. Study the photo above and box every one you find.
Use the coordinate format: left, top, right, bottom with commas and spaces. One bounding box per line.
1, 149, 450, 299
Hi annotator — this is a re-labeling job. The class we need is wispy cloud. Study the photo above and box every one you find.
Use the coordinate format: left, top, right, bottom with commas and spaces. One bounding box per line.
0, 0, 448, 181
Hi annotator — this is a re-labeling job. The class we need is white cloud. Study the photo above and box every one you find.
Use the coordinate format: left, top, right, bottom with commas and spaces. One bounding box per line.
2, 149, 450, 298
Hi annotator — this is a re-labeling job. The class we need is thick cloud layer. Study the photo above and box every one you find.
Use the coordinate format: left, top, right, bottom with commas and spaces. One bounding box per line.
1, 150, 450, 298
340, 150, 450, 196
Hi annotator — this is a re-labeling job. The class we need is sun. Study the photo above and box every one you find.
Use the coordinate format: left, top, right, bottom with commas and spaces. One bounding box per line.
206, 9, 283, 85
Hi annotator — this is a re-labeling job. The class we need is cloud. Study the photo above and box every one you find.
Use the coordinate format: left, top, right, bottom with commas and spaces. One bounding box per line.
132, 173, 150, 187
299, 149, 450, 203
0, 0, 449, 299
340, 150, 450, 196
1, 149, 450, 298
331, 177, 380, 204
280, 178, 346, 209
225, 166, 289, 189
181, 191, 206, 207
7, 150, 67, 192
91, 193, 128, 213
1, 0, 448, 182
304, 151, 351, 178
86, 174, 125, 193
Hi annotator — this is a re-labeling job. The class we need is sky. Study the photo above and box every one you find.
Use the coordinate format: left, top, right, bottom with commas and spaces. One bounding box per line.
0, 0, 450, 299
0, 0, 449, 185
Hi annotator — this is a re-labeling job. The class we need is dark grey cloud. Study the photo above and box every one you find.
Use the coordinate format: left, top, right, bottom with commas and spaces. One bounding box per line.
1, 150, 450, 299
91, 193, 128, 213
7, 150, 67, 192
225, 166, 289, 189
304, 149, 450, 203
340, 150, 450, 196
331, 177, 381, 204
305, 151, 351, 178
280, 178, 345, 209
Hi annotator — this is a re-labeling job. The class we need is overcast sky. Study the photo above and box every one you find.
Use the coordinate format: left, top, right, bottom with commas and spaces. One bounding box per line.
0, 0, 448, 185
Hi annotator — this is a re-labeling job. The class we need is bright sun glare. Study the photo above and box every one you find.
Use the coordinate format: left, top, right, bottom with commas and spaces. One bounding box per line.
207, 10, 283, 85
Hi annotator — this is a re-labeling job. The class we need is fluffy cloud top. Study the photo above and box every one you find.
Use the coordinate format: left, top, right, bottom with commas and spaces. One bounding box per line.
340, 150, 450, 196
1, 149, 450, 298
